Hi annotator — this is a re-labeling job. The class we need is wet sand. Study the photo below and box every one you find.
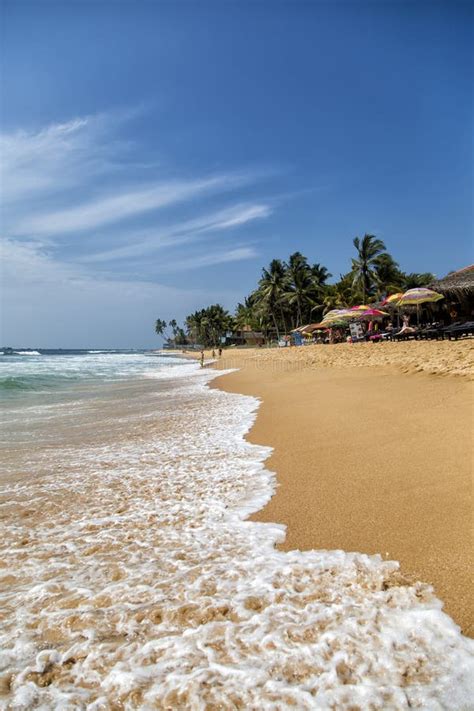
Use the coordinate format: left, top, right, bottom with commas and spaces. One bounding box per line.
210, 342, 474, 636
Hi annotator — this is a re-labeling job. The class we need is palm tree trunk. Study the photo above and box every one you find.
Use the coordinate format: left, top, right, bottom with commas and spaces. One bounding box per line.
297, 297, 302, 327
271, 311, 280, 341
279, 305, 288, 335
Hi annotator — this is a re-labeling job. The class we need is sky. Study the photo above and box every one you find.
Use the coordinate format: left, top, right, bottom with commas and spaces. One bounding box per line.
1, 0, 472, 348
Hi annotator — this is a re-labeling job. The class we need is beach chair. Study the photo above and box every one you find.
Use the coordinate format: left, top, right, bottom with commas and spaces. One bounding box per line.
443, 321, 474, 340
417, 324, 444, 340
391, 329, 420, 341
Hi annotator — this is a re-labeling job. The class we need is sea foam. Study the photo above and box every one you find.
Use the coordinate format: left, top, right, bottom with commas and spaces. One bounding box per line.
0, 364, 473, 710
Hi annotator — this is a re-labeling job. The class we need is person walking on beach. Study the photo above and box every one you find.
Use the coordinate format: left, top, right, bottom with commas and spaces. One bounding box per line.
212, 349, 216, 359
218, 347, 222, 357
200, 350, 205, 368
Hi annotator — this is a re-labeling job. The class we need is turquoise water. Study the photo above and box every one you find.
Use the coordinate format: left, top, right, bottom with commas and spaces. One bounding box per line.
0, 350, 196, 452
0, 350, 187, 398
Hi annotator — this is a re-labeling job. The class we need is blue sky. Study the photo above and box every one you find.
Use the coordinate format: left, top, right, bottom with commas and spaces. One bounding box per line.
1, 0, 472, 347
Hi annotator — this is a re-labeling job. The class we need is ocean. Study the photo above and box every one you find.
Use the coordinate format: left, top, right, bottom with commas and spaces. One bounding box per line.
1, 350, 473, 709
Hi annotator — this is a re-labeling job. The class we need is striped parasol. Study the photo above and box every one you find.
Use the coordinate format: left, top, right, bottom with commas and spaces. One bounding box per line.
357, 308, 389, 320
397, 288, 444, 305
323, 309, 361, 321
397, 288, 444, 325
382, 293, 403, 305
319, 320, 348, 328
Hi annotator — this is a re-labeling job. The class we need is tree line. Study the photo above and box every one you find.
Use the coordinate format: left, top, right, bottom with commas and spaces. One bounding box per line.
156, 234, 435, 347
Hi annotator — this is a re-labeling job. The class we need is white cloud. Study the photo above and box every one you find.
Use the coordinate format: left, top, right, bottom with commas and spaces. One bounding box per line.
81, 203, 271, 262
11, 175, 240, 236
161, 245, 258, 272
1, 115, 112, 205
0, 111, 275, 346
2, 112, 260, 238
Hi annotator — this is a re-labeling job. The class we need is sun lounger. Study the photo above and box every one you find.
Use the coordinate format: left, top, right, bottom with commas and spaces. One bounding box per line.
443, 321, 474, 340
390, 329, 420, 341
417, 324, 445, 340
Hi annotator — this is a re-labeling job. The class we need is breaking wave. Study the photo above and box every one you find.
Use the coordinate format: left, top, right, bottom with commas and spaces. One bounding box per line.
0, 366, 473, 709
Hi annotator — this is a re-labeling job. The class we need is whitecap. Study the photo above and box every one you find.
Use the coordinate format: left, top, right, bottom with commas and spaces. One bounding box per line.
1, 366, 473, 709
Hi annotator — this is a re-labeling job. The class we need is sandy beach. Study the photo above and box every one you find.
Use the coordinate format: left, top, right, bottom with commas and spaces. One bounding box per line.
209, 341, 474, 636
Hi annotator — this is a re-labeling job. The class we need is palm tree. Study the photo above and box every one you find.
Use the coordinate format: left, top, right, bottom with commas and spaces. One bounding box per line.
351, 234, 387, 302
311, 263, 331, 286
155, 319, 168, 338
185, 305, 233, 347
402, 272, 436, 289
235, 297, 259, 331
373, 253, 404, 299
285, 252, 315, 327
257, 259, 288, 339
318, 274, 356, 314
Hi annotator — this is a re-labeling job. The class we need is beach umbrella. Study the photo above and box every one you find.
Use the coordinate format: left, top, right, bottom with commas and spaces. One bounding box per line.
397, 288, 444, 325
382, 293, 404, 306
323, 309, 350, 320
320, 320, 348, 328
397, 288, 444, 305
323, 309, 361, 322
357, 308, 389, 320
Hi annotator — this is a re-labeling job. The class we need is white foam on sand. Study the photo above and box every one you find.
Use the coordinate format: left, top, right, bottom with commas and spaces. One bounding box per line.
0, 366, 473, 710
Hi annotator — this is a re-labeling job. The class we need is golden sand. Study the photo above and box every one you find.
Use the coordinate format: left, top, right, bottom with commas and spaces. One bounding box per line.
208, 341, 474, 636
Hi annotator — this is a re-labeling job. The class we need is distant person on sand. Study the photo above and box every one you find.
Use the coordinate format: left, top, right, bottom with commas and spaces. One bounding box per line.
200, 350, 204, 367
212, 349, 216, 359
218, 347, 222, 357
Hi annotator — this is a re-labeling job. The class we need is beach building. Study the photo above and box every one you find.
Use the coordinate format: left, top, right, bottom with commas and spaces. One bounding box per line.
430, 265, 474, 320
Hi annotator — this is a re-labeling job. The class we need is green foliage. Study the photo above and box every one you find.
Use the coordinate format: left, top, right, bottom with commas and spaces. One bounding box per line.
155, 319, 168, 336
155, 317, 188, 346
185, 305, 234, 347
402, 272, 436, 289
164, 234, 435, 345
351, 234, 387, 301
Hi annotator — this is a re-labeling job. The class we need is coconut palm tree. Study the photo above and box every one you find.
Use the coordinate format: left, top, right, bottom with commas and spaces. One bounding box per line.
257, 259, 288, 339
285, 252, 315, 327
235, 297, 259, 331
351, 234, 387, 302
373, 253, 404, 299
317, 273, 356, 314
402, 272, 436, 289
185, 305, 233, 347
155, 319, 168, 338
311, 263, 331, 286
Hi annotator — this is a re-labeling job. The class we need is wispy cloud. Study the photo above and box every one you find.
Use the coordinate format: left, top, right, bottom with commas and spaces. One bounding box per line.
1, 108, 276, 347
1, 114, 115, 205
80, 203, 271, 262
11, 175, 246, 236
2, 112, 267, 241
163, 246, 258, 272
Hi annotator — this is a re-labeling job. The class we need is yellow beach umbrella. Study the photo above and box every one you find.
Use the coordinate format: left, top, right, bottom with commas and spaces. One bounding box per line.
382, 293, 404, 305
397, 288, 444, 325
397, 288, 444, 306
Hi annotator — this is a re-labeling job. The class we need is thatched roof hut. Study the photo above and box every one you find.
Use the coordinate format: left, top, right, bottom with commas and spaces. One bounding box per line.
429, 265, 474, 319
430, 265, 474, 297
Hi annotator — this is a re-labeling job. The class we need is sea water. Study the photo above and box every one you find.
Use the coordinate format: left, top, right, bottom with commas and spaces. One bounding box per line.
0, 351, 473, 710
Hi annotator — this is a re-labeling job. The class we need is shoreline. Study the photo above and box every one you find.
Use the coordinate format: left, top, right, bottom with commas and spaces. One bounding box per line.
209, 343, 473, 636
